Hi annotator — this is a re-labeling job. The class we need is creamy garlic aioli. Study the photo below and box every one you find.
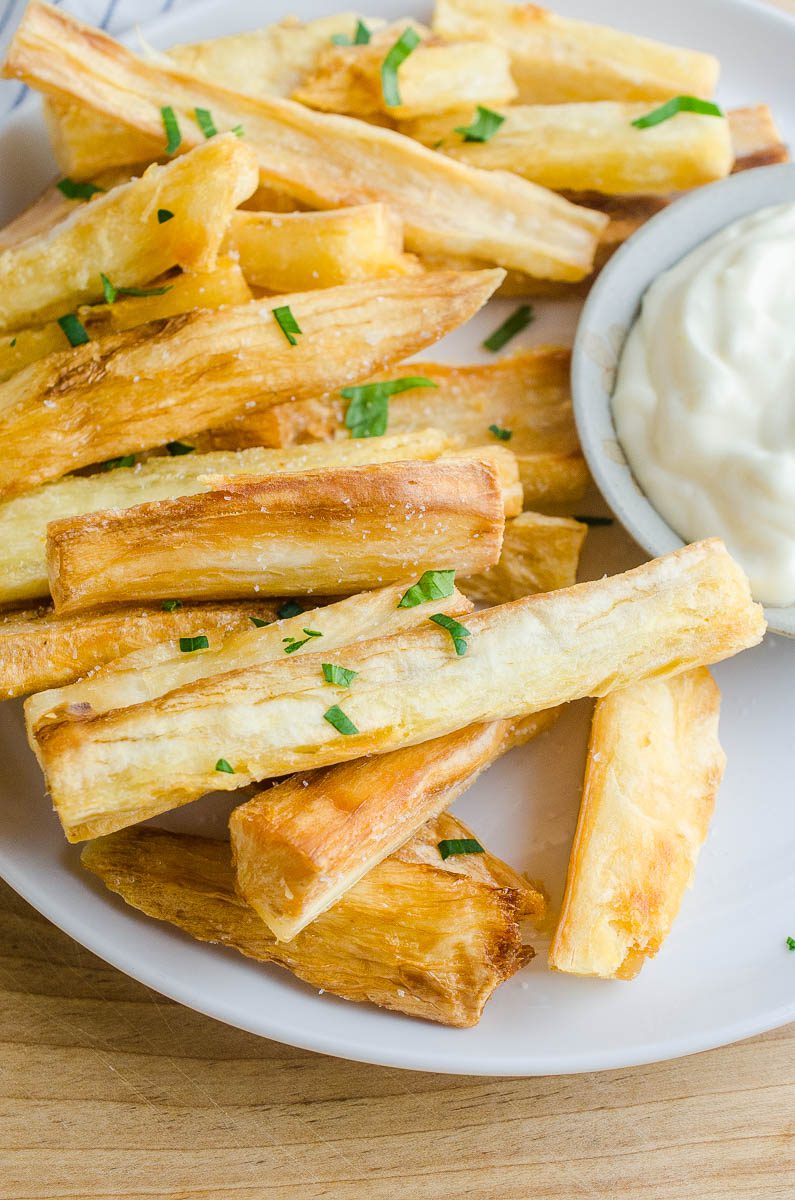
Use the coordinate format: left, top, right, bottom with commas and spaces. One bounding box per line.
612, 202, 795, 607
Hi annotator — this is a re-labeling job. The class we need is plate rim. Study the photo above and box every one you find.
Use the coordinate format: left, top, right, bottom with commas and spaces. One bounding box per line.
0, 0, 794, 1076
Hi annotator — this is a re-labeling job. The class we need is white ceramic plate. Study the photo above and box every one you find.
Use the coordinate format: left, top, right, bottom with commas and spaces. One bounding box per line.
0, 0, 793, 1077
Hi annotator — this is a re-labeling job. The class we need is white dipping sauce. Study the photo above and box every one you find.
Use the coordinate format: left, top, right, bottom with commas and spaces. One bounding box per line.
612, 202, 795, 607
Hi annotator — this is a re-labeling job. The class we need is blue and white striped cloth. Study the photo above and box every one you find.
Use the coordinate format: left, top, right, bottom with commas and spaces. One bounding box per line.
0, 0, 196, 119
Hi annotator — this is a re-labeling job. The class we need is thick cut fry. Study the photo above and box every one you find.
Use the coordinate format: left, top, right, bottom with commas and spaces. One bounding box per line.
167, 14, 373, 97
209, 348, 587, 510
33, 540, 764, 842
0, 260, 252, 382
26, 583, 472, 734
4, 4, 608, 281
432, 0, 719, 103
462, 512, 586, 604
232, 710, 555, 940
0, 269, 501, 500
549, 669, 725, 980
0, 601, 280, 700
46, 460, 506, 612
294, 23, 517, 120
0, 429, 519, 606
0, 136, 258, 333
81, 817, 537, 1027
225, 206, 417, 291
406, 102, 733, 196
727, 104, 789, 172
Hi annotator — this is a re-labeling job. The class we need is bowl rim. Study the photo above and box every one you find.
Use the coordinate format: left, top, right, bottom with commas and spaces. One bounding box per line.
570, 160, 795, 637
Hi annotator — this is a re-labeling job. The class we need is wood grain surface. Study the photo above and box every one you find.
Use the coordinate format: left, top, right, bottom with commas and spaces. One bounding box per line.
3, 2, 795, 1196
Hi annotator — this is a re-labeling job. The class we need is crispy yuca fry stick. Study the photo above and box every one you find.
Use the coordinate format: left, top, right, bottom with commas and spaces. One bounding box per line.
462, 512, 586, 605
34, 539, 764, 842
46, 460, 506, 612
728, 105, 789, 171
432, 0, 719, 103
4, 4, 607, 281
0, 136, 258, 334
232, 710, 556, 941
293, 24, 517, 120
26, 583, 472, 733
210, 348, 587, 510
405, 102, 733, 196
0, 260, 252, 383
81, 817, 539, 1027
0, 269, 501, 500
0, 601, 281, 700
0, 430, 517, 606
549, 669, 724, 980
225, 207, 417, 291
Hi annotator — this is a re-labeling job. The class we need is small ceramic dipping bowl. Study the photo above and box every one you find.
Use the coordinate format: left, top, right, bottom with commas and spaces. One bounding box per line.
571, 161, 795, 637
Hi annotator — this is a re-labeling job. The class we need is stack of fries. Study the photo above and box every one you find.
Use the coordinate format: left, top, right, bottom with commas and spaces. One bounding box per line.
0, 1, 778, 1026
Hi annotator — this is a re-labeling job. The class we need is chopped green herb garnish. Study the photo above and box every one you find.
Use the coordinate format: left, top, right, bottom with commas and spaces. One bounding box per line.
438, 838, 484, 861
57, 313, 90, 347
9, 338, 16, 348
398, 569, 456, 609
488, 423, 512, 441
161, 599, 183, 612
161, 105, 182, 154
179, 635, 209, 652
454, 105, 505, 143
272, 304, 303, 346
483, 305, 534, 353
57, 177, 105, 200
231, 124, 245, 137
787, 936, 795, 951
332, 18, 371, 44
430, 612, 471, 656
157, 208, 175, 223
343, 376, 438, 438
166, 440, 195, 456
322, 663, 358, 687
195, 107, 218, 138
283, 628, 323, 654
100, 274, 173, 303
278, 599, 304, 620
215, 758, 235, 773
249, 615, 269, 628
381, 27, 421, 107
573, 514, 614, 527
631, 95, 724, 129
99, 454, 136, 471
324, 704, 359, 735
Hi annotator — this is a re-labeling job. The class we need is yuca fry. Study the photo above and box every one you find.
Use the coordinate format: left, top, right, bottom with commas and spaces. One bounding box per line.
46, 460, 506, 612
0, 135, 258, 333
0, 259, 252, 382
432, 0, 719, 103
461, 512, 586, 605
81, 816, 539, 1027
5, 4, 608, 281
0, 600, 281, 700
26, 583, 472, 733
293, 22, 517, 120
0, 430, 518, 607
208, 348, 588, 510
0, 269, 502, 500
451, 107, 790, 299
549, 669, 725, 980
33, 539, 764, 842
225, 206, 417, 291
232, 710, 556, 941
405, 102, 734, 196
167, 14, 378, 99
